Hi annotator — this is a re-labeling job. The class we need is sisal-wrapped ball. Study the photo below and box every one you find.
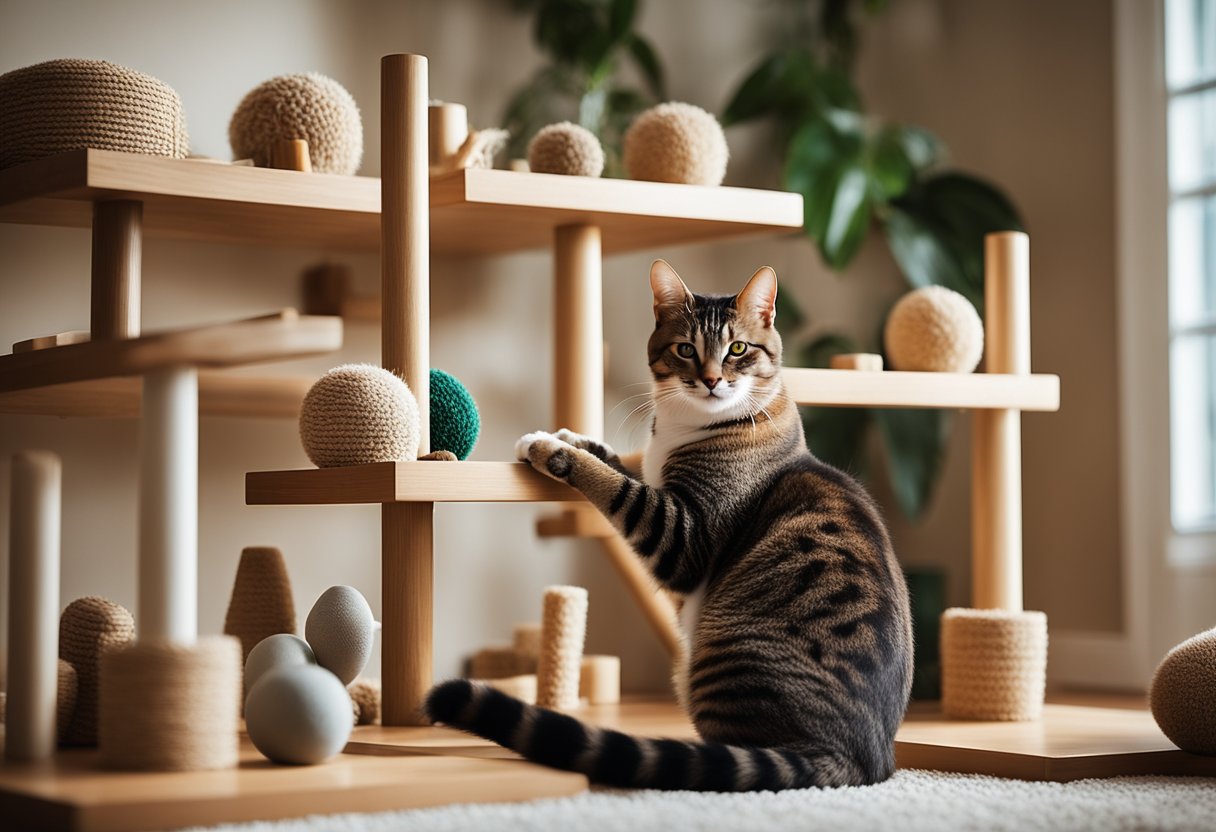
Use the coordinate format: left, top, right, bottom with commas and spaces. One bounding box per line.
884, 286, 984, 373
1150, 627, 1216, 755
299, 364, 419, 468
229, 73, 362, 174
623, 102, 728, 186
0, 58, 189, 170
430, 368, 480, 460
527, 122, 604, 177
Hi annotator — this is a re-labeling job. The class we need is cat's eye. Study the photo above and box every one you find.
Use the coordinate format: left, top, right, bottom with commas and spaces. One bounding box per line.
674, 343, 696, 358
728, 341, 748, 356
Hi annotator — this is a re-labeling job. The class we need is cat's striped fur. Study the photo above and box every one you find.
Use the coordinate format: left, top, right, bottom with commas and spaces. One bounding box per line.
426, 261, 913, 790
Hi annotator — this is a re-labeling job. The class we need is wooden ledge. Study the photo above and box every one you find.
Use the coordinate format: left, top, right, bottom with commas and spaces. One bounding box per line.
783, 368, 1060, 411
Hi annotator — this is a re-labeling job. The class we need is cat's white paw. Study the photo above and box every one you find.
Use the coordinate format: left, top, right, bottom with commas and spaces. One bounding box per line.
515, 431, 559, 463
515, 431, 577, 480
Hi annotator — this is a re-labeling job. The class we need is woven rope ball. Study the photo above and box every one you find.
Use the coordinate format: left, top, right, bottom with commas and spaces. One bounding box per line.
527, 122, 604, 177
884, 286, 984, 373
1150, 626, 1216, 754
59, 596, 135, 746
0, 58, 189, 170
299, 364, 420, 467
229, 73, 362, 174
623, 102, 729, 186
430, 368, 480, 460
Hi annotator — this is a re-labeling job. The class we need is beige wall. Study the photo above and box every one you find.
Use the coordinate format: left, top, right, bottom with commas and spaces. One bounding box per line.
0, 0, 1121, 694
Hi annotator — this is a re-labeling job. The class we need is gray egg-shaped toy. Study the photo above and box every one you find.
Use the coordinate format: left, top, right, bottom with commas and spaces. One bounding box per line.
305, 586, 374, 685
245, 664, 353, 764
244, 633, 316, 697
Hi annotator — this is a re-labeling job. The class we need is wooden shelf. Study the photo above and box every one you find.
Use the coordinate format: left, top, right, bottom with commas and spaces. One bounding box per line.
783, 368, 1060, 411
0, 311, 341, 394
0, 373, 313, 419
246, 461, 582, 505
0, 150, 802, 254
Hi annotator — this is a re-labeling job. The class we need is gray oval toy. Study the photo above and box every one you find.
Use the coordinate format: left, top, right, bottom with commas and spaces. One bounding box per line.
245, 664, 353, 764
305, 586, 374, 685
243, 633, 315, 696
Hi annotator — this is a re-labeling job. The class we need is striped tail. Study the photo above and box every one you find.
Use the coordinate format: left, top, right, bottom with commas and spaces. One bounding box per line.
424, 680, 863, 791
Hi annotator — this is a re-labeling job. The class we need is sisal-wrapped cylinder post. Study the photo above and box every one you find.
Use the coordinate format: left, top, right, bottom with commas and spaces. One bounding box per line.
941, 608, 1047, 721
579, 655, 621, 705
536, 586, 588, 709
98, 636, 241, 771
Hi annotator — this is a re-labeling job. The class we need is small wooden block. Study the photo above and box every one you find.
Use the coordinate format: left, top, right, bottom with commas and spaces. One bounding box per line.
270, 139, 313, 173
509, 159, 530, 172
579, 655, 620, 705
830, 353, 884, 372
12, 330, 90, 353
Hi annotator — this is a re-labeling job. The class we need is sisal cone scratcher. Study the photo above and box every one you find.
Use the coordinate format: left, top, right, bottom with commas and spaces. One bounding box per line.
536, 586, 588, 709
223, 546, 297, 663
941, 608, 1047, 721
98, 636, 241, 771
58, 596, 135, 746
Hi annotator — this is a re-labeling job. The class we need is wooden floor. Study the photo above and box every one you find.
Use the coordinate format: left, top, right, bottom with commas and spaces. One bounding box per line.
2, 696, 1214, 831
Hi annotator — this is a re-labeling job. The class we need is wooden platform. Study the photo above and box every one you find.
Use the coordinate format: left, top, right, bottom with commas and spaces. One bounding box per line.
783, 367, 1060, 411
0, 150, 802, 254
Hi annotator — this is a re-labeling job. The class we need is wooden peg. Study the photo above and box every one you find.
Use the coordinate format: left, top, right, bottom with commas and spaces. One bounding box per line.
830, 353, 884, 372
428, 102, 468, 170
12, 331, 91, 353
270, 139, 312, 173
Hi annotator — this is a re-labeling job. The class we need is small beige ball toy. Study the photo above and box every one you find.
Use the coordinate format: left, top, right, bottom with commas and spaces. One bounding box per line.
1150, 626, 1216, 755
229, 73, 362, 174
299, 364, 419, 468
527, 122, 604, 177
884, 286, 984, 373
623, 102, 729, 186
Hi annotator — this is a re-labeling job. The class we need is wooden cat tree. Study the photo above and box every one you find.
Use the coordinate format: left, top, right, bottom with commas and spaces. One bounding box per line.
1, 51, 1211, 831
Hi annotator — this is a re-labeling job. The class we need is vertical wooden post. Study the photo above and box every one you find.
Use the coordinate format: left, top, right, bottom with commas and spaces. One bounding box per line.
5, 451, 61, 762
90, 200, 142, 340
139, 366, 198, 642
971, 231, 1030, 610
381, 53, 432, 726
553, 224, 604, 439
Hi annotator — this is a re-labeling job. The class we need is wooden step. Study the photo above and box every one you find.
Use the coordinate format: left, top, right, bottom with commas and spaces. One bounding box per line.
783, 368, 1060, 411
0, 311, 341, 394
0, 149, 801, 254
246, 460, 582, 505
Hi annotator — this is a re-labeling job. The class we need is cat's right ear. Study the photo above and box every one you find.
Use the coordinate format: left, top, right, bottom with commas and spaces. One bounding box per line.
650, 260, 691, 320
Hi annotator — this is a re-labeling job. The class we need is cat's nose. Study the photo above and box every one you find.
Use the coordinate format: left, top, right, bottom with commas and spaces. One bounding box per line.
702, 376, 720, 390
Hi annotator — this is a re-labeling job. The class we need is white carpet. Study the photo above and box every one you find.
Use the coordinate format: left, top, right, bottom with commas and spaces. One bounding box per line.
190, 770, 1216, 832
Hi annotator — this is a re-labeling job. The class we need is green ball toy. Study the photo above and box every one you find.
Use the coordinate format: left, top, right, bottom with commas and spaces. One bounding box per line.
429, 368, 480, 460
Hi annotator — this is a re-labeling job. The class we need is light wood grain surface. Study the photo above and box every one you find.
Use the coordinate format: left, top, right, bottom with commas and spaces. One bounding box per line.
782, 367, 1059, 411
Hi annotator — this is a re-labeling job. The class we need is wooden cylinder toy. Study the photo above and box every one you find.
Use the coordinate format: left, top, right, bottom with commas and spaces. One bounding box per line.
139, 366, 199, 642
941, 608, 1047, 720
5, 451, 61, 762
579, 655, 621, 705
428, 102, 468, 168
270, 138, 313, 172
98, 636, 241, 771
536, 586, 588, 709
90, 199, 142, 340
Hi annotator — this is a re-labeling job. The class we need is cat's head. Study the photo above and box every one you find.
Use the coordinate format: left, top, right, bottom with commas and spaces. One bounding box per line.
647, 260, 783, 421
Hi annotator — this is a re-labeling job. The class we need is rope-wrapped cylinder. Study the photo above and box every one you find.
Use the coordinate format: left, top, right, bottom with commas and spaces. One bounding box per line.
98, 636, 240, 771
941, 608, 1047, 721
58, 596, 135, 746
535, 586, 588, 709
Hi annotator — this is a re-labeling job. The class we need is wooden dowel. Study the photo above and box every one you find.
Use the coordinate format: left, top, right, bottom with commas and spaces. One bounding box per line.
381, 54, 430, 453
270, 139, 312, 173
5, 451, 61, 762
554, 224, 603, 439
90, 200, 142, 340
972, 232, 1030, 611
599, 533, 683, 657
428, 103, 468, 169
381, 502, 433, 726
139, 366, 198, 642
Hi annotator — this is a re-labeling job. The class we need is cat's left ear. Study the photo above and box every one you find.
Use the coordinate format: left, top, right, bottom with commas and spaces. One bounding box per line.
735, 266, 778, 328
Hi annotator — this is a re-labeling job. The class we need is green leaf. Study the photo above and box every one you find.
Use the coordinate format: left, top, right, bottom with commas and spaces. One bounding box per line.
822, 162, 871, 268
722, 48, 817, 127
783, 116, 869, 269
866, 124, 939, 201
874, 408, 950, 519
626, 34, 665, 99
884, 205, 974, 301
608, 0, 637, 43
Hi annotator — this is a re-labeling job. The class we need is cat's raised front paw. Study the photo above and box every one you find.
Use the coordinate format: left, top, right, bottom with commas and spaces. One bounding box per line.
514, 431, 576, 480
551, 428, 616, 458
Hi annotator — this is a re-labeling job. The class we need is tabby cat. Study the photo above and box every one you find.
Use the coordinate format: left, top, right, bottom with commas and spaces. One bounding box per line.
426, 260, 913, 791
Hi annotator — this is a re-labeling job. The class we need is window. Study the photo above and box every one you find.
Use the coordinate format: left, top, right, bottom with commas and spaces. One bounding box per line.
1167, 0, 1216, 530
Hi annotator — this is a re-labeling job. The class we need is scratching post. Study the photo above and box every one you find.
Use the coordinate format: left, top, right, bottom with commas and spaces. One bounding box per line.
536, 586, 588, 710
942, 231, 1047, 721
223, 546, 297, 663
5, 451, 61, 762
579, 655, 621, 705
56, 659, 78, 743
98, 636, 241, 771
59, 597, 135, 746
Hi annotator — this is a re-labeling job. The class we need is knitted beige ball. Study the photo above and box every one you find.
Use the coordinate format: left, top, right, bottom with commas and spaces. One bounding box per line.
1150, 627, 1216, 755
527, 122, 604, 177
884, 286, 984, 373
299, 364, 419, 468
623, 102, 729, 186
229, 73, 362, 174
0, 58, 189, 170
